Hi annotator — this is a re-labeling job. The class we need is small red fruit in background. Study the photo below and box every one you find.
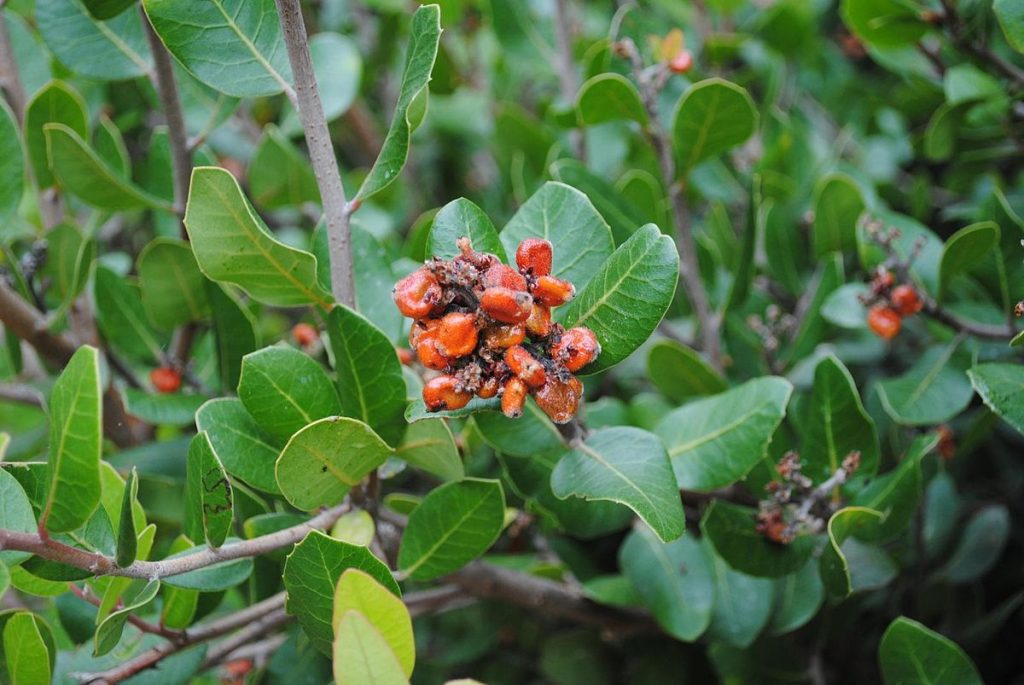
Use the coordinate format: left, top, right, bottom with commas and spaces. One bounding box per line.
891, 284, 922, 316
150, 367, 181, 393
292, 322, 318, 346
668, 49, 693, 74
515, 238, 553, 276
867, 306, 902, 340
937, 425, 956, 461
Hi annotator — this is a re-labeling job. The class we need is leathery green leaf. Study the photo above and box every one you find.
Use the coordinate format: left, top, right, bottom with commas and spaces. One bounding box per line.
333, 569, 415, 677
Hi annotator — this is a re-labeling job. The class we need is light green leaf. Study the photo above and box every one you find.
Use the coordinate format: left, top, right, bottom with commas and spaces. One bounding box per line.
427, 198, 507, 262
356, 4, 441, 201
655, 377, 793, 491
275, 417, 392, 511
550, 426, 684, 542
0, 102, 24, 225
126, 390, 208, 427
142, 0, 292, 97
812, 173, 864, 256
249, 125, 319, 210
395, 419, 464, 482
879, 617, 982, 685
995, 0, 1024, 53
822, 283, 871, 329
0, 469, 36, 566
499, 181, 615, 292
671, 78, 757, 173
184, 166, 333, 308
196, 398, 280, 494
333, 569, 415, 677
560, 224, 679, 373
704, 539, 774, 648
42, 346, 102, 533
646, 340, 727, 403
876, 340, 973, 426
37, 223, 94, 316
331, 510, 376, 547
94, 114, 130, 176
853, 433, 937, 541
701, 500, 815, 578
37, 0, 151, 81
206, 282, 259, 392
405, 396, 500, 422
2, 612, 51, 685
841, 0, 928, 49
238, 346, 341, 443
24, 80, 89, 188
619, 527, 712, 641
938, 222, 1000, 302
820, 506, 884, 598
115, 468, 139, 567
138, 238, 210, 330
333, 610, 409, 685
576, 73, 648, 126
93, 580, 160, 657
968, 363, 1024, 436
185, 432, 233, 549
768, 559, 824, 636
284, 530, 400, 654
398, 478, 505, 581
94, 266, 165, 364
326, 306, 407, 447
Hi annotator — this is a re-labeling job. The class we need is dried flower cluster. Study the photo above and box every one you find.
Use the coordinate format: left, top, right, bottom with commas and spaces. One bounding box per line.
393, 237, 600, 423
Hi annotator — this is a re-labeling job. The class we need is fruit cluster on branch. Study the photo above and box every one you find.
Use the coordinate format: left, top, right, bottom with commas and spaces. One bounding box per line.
393, 237, 600, 423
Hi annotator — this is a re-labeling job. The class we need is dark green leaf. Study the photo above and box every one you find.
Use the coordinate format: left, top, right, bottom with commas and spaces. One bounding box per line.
576, 73, 648, 126
0, 102, 24, 225
820, 506, 884, 598
938, 222, 999, 302
196, 398, 280, 494
701, 500, 815, 578
841, 0, 928, 48
704, 539, 774, 648
248, 125, 319, 210
427, 198, 507, 262
81, 0, 136, 19
206, 283, 259, 392
936, 505, 1010, 584
25, 81, 89, 188
138, 238, 210, 330
646, 340, 727, 403
94, 266, 165, 364
185, 433, 233, 549
768, 560, 823, 635
671, 78, 757, 173
115, 469, 139, 567
395, 419, 464, 482
876, 340, 972, 426
879, 617, 981, 685
968, 363, 1024, 436
550, 160, 649, 245
853, 433, 937, 541
93, 580, 159, 656
37, 0, 151, 80
811, 173, 864, 256
995, 0, 1024, 53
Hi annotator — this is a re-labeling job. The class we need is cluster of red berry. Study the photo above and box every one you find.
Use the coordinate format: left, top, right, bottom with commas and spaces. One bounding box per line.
863, 267, 923, 340
393, 237, 600, 423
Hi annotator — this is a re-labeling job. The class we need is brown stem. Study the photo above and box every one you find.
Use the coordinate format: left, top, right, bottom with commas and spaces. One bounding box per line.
68, 583, 185, 642
0, 281, 78, 366
0, 10, 26, 124
275, 0, 355, 309
922, 300, 1017, 340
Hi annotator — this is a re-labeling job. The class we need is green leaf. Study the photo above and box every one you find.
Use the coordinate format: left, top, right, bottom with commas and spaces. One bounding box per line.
395, 419, 464, 482
0, 563, 8, 602
25, 81, 89, 188
2, 612, 51, 685
656, 377, 793, 491
671, 78, 758, 173
184, 166, 333, 308
356, 4, 441, 201
499, 181, 615, 292
142, 0, 291, 97
811, 173, 864, 256
398, 478, 506, 581
0, 102, 24, 225
781, 254, 844, 363
723, 175, 762, 313
803, 355, 880, 483
206, 283, 259, 392
0, 469, 36, 566
331, 510, 376, 547
94, 266, 165, 364
37, 0, 151, 81
550, 160, 650, 245
196, 398, 280, 494
853, 433, 937, 541
560, 224, 679, 373
248, 125, 319, 209
93, 114, 130, 176
938, 222, 1000, 302
333, 569, 415, 677
968, 363, 1024, 436
427, 198, 507, 262
473, 403, 566, 459
138, 238, 210, 330
550, 426, 684, 542
703, 539, 774, 648
81, 0, 136, 20
876, 340, 973, 426
405, 396, 500, 422
619, 527, 712, 641
284, 530, 400, 654
42, 346, 102, 533
841, 0, 928, 49
936, 505, 1010, 584
576, 73, 648, 126
701, 500, 815, 578
768, 559, 824, 636
995, 0, 1024, 53
879, 617, 982, 685
822, 283, 871, 329
160, 543, 253, 591
275, 417, 392, 511
820, 506, 884, 598
115, 469, 139, 567
646, 340, 727, 403
185, 432, 233, 548
160, 536, 199, 629
37, 223, 94, 315
333, 610, 409, 685
326, 306, 407, 446
93, 580, 160, 656
238, 346, 341, 443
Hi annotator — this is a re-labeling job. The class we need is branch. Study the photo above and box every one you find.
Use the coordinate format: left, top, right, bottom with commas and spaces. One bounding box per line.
0, 280, 78, 366
937, 0, 1024, 88
922, 300, 1017, 341
553, 0, 584, 159
275, 0, 355, 309
0, 10, 26, 124
68, 583, 185, 642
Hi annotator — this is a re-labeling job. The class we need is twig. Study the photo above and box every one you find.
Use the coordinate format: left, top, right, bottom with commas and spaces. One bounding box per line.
938, 0, 1024, 88
553, 0, 584, 160
0, 280, 79, 366
922, 299, 1017, 341
275, 0, 355, 309
0, 383, 45, 407
0, 11, 26, 124
201, 633, 287, 671
197, 608, 291, 671
68, 583, 185, 642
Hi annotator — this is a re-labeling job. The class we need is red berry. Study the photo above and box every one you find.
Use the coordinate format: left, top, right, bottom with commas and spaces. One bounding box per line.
501, 377, 528, 418
477, 376, 500, 399
867, 306, 902, 340
393, 268, 442, 319
483, 262, 528, 292
891, 284, 922, 316
150, 367, 181, 393
515, 238, 553, 277
525, 304, 552, 339
668, 49, 693, 74
292, 323, 318, 346
533, 377, 581, 424
482, 323, 526, 349
505, 345, 546, 388
531, 275, 575, 307
423, 375, 472, 412
435, 312, 478, 358
415, 328, 451, 370
480, 287, 533, 324
551, 327, 601, 372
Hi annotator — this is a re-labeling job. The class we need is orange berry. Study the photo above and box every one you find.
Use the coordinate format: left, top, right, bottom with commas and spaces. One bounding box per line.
435, 312, 478, 358
525, 304, 552, 338
515, 238, 553, 277
668, 49, 693, 74
483, 262, 528, 292
482, 323, 526, 349
891, 284, 922, 316
396, 347, 415, 365
150, 367, 181, 393
393, 268, 442, 319
533, 377, 581, 424
937, 425, 956, 461
480, 287, 533, 324
408, 318, 440, 347
867, 306, 902, 340
505, 345, 546, 388
415, 328, 451, 370
477, 376, 500, 399
292, 323, 318, 346
501, 377, 528, 418
551, 327, 601, 372
423, 375, 472, 412
532, 275, 575, 307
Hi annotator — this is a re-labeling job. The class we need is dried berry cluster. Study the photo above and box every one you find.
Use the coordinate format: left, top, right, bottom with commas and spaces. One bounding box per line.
756, 450, 860, 545
393, 237, 600, 423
